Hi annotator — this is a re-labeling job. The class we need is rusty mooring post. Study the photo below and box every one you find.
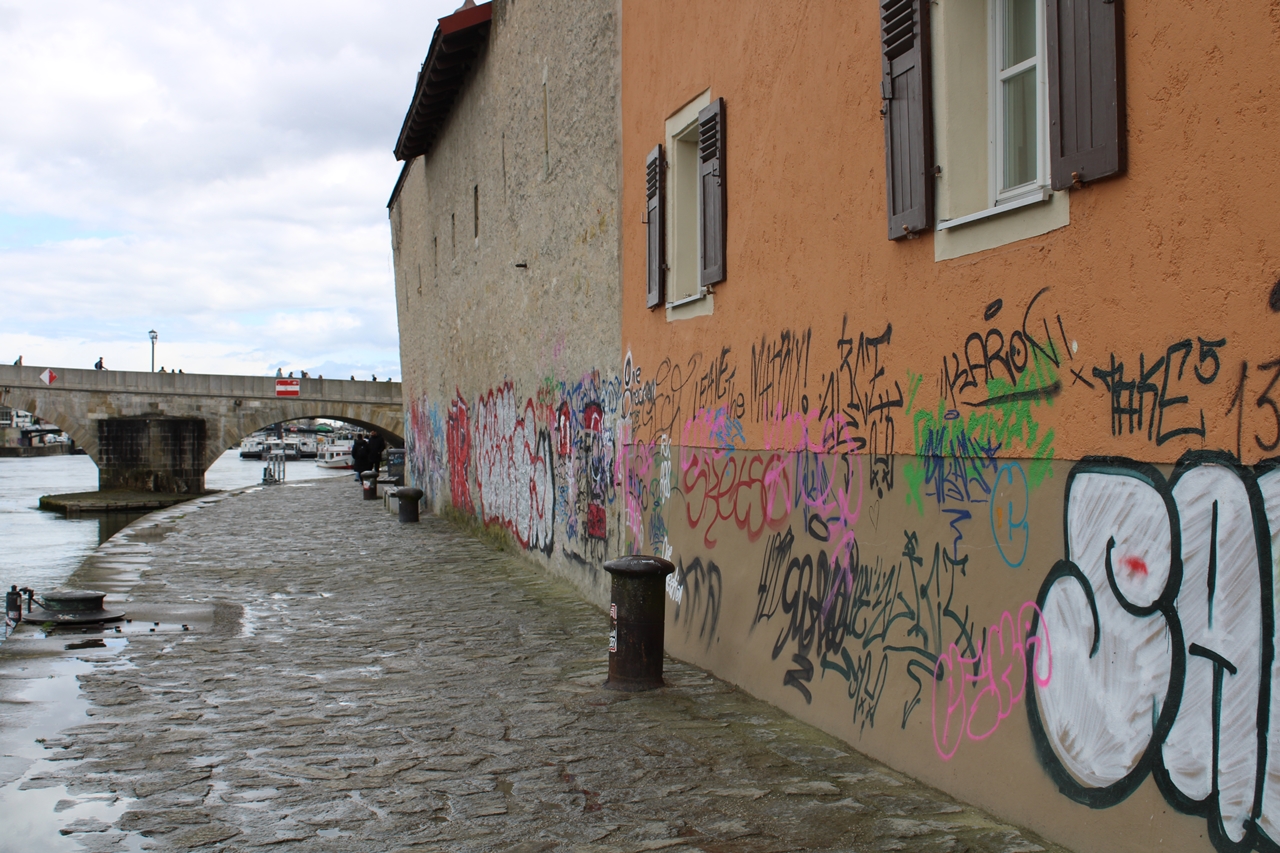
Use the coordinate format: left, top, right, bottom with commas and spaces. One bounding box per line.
361, 470, 378, 501
603, 555, 675, 691
396, 487, 423, 523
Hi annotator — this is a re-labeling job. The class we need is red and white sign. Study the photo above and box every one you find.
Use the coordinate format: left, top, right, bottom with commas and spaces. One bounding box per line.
275, 379, 300, 397
39, 369, 57, 385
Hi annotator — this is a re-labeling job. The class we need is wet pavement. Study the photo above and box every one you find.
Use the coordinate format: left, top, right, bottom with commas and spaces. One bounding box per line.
0, 478, 1071, 853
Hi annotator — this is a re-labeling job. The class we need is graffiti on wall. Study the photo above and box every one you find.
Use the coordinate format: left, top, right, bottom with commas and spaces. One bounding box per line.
622, 293, 1069, 734
407, 370, 622, 567
474, 383, 555, 554
447, 391, 474, 514
1028, 451, 1280, 853
408, 395, 447, 506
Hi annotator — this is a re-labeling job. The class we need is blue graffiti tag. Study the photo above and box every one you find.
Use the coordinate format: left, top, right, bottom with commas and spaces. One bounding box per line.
989, 462, 1030, 567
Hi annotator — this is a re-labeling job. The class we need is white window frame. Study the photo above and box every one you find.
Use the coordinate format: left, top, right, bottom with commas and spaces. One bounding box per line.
663, 90, 714, 319
667, 118, 704, 307
988, 0, 1049, 208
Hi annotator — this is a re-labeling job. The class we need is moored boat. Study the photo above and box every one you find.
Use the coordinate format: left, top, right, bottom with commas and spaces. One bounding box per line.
316, 441, 353, 469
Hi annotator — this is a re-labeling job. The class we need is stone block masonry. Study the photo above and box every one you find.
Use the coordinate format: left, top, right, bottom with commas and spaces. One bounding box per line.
97, 417, 206, 493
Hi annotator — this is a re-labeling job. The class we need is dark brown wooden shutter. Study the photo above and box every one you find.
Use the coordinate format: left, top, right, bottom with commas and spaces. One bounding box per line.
645, 144, 665, 309
1047, 0, 1125, 190
881, 0, 933, 240
698, 98, 726, 288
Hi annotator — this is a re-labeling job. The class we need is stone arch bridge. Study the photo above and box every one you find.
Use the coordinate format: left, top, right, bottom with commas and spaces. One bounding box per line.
0, 364, 403, 493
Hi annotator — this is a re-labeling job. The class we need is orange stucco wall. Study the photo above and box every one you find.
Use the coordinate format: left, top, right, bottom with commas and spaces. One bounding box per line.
622, 1, 1280, 464
620, 4, 1280, 853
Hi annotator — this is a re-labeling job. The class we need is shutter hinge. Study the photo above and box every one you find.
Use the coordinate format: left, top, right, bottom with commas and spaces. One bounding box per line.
933, 165, 942, 177
881, 80, 893, 100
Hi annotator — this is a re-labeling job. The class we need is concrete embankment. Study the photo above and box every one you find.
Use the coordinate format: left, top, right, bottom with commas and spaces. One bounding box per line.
0, 477, 1068, 852
38, 490, 207, 514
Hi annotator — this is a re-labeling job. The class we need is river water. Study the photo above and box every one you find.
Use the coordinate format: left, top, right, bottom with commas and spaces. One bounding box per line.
0, 450, 352, 595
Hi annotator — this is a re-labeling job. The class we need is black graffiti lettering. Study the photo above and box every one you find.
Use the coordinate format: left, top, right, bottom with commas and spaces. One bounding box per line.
1070, 366, 1095, 389
1095, 337, 1227, 447
1226, 361, 1248, 461
1020, 285, 1062, 369
784, 653, 815, 703
751, 329, 811, 423
1195, 337, 1226, 384
672, 557, 722, 649
1255, 358, 1280, 453
943, 288, 1067, 409
1156, 340, 1206, 446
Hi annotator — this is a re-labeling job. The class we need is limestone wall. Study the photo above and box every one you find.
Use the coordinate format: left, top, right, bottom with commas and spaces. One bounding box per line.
391, 0, 622, 604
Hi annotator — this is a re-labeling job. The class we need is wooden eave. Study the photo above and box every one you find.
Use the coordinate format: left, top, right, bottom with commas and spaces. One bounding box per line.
392, 2, 493, 165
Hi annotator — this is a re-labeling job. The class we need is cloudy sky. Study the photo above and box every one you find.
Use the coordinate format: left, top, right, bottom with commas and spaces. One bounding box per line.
0, 0, 462, 380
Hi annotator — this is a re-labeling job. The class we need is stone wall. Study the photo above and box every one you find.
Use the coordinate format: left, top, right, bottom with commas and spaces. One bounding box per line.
391, 0, 621, 603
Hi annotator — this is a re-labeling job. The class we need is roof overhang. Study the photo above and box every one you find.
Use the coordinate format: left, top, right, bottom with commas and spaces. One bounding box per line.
392, 1, 493, 164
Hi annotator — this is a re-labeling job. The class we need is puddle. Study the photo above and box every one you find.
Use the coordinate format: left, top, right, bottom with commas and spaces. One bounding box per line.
0, 653, 146, 850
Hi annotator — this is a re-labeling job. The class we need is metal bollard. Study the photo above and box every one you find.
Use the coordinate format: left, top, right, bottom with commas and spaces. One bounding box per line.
396, 487, 423, 523
6, 585, 21, 625
361, 470, 379, 500
603, 555, 675, 691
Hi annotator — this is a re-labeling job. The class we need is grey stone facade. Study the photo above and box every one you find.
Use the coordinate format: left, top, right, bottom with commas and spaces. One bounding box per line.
390, 0, 621, 604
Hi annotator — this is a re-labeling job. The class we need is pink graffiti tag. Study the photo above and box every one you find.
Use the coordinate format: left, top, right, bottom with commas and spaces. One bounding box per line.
931, 601, 1052, 761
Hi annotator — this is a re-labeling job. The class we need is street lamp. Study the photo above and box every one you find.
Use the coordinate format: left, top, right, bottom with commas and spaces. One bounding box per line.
149, 330, 158, 372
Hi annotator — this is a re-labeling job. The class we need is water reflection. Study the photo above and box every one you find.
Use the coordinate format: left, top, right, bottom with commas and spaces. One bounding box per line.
0, 450, 351, 594
95, 511, 149, 544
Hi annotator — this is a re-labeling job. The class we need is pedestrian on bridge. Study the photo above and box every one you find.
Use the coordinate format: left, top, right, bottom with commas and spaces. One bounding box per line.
94, 358, 105, 370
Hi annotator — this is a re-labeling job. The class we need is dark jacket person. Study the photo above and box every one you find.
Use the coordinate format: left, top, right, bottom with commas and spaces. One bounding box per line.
351, 436, 370, 479
367, 432, 386, 476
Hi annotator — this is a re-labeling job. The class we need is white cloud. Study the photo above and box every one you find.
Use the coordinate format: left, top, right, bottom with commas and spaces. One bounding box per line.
0, 0, 464, 379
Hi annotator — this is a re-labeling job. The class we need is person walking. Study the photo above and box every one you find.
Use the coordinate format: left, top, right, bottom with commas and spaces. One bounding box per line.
94, 357, 106, 370
367, 431, 386, 477
351, 435, 370, 482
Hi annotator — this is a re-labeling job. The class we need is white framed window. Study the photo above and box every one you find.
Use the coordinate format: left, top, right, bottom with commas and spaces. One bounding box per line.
930, 0, 1067, 259
668, 115, 702, 307
657, 89, 722, 321
645, 90, 726, 318
990, 0, 1047, 206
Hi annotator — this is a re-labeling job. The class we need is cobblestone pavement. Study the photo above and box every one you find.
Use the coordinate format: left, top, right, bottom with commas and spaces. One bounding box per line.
2, 478, 1071, 853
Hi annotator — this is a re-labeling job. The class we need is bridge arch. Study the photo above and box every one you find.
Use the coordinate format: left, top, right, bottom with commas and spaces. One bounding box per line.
0, 365, 403, 493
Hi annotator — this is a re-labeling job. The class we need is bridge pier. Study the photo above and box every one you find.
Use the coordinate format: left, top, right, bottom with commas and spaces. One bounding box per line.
98, 418, 207, 493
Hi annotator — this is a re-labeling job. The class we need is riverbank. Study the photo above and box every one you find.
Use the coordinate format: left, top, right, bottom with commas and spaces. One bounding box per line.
0, 476, 1066, 852
0, 444, 72, 457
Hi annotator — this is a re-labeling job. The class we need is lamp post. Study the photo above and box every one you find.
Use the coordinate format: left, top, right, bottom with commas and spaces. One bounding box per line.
149, 330, 157, 372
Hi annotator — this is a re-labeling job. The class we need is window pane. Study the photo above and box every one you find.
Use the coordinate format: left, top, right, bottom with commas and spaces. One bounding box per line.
1003, 67, 1037, 190
1002, 0, 1036, 70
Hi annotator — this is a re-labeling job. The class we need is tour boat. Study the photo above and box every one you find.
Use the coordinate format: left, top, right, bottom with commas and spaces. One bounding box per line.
263, 438, 301, 461
316, 442, 353, 469
238, 437, 265, 460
